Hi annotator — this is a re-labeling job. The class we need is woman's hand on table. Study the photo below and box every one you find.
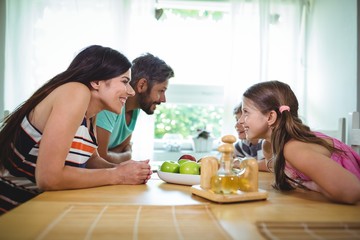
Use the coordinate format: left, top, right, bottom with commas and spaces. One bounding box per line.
111, 159, 152, 185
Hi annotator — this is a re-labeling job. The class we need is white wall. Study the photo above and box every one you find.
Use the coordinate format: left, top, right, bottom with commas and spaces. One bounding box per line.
305, 0, 357, 134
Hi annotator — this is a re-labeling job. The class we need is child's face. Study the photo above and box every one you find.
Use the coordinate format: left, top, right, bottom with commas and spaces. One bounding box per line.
235, 112, 246, 140
240, 98, 270, 140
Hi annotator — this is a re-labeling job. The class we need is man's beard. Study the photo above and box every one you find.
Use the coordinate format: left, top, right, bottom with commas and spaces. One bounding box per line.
138, 91, 160, 115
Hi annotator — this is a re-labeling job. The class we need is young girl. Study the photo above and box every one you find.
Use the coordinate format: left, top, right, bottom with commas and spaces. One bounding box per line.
233, 102, 272, 171
240, 80, 360, 204
0, 45, 152, 214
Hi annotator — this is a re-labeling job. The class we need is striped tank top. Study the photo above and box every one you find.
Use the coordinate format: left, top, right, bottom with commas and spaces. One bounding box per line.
0, 116, 98, 214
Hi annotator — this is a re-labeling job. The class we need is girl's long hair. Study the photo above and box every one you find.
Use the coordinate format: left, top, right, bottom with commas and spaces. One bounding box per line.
243, 80, 338, 190
0, 45, 131, 171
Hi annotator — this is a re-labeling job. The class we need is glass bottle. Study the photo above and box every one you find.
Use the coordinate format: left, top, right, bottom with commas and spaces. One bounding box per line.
237, 157, 259, 192
210, 135, 238, 194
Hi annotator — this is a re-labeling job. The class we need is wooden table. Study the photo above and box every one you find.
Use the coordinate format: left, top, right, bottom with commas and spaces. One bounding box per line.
0, 172, 359, 240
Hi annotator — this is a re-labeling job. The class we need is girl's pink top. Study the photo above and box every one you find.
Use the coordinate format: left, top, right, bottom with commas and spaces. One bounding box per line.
285, 132, 360, 192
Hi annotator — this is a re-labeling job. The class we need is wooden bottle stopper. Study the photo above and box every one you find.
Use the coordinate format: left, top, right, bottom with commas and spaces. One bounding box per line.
218, 135, 236, 172
221, 135, 237, 144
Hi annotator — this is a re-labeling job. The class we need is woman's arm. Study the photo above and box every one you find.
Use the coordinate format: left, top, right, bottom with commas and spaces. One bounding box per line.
284, 140, 360, 204
35, 83, 113, 189
34, 83, 151, 190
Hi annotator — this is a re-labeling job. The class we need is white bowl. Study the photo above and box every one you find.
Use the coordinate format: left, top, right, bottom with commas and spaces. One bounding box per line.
157, 170, 200, 186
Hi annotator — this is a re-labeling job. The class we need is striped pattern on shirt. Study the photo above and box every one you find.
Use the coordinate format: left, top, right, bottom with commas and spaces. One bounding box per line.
0, 116, 97, 215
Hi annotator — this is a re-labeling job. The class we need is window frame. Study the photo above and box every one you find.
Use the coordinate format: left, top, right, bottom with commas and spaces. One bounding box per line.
153, 83, 224, 150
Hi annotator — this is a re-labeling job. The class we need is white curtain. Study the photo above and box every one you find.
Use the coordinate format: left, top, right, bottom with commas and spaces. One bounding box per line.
3, 0, 308, 159
223, 0, 307, 135
125, 0, 157, 160
5, 0, 46, 111
4, 0, 131, 111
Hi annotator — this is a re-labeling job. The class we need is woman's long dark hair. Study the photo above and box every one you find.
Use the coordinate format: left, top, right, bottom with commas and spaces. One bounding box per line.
0, 45, 131, 171
243, 80, 338, 191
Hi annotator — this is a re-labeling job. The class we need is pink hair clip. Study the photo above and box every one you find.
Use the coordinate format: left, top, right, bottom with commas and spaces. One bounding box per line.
279, 105, 290, 113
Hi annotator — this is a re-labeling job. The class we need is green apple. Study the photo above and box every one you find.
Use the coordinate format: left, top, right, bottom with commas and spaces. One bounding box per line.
178, 159, 190, 165
160, 161, 180, 173
179, 161, 200, 175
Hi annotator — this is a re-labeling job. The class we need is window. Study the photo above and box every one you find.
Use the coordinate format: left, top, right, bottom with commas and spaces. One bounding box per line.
154, 104, 224, 139
131, 3, 233, 156
155, 84, 225, 139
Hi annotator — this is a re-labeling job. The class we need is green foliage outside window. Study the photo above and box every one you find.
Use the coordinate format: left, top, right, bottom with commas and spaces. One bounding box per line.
154, 104, 224, 139
162, 9, 225, 21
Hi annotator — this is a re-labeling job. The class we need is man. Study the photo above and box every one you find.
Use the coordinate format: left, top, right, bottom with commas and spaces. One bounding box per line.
96, 53, 174, 163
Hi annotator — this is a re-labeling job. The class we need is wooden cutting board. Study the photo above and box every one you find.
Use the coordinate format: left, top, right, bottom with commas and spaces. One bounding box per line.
190, 185, 268, 203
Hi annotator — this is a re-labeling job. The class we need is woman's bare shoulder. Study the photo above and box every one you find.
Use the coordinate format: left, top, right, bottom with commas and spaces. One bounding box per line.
51, 82, 91, 105
56, 82, 90, 96
54, 82, 91, 109
31, 82, 90, 131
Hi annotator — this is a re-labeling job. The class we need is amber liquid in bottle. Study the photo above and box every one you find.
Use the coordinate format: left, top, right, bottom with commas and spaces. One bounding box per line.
237, 157, 258, 192
210, 142, 238, 194
211, 175, 238, 194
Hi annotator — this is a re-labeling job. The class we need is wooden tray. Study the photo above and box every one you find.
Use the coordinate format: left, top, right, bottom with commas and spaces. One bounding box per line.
190, 185, 268, 203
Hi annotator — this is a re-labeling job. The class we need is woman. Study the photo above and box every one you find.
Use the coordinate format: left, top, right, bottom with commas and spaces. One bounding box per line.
240, 80, 360, 204
0, 45, 152, 214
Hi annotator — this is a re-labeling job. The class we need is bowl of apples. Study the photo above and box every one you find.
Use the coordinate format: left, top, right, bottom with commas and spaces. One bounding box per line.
157, 154, 201, 186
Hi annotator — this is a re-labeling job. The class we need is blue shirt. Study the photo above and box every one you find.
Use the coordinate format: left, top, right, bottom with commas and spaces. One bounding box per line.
96, 108, 140, 149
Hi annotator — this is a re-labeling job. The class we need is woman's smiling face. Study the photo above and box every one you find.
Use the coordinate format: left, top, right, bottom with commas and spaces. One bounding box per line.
99, 69, 135, 114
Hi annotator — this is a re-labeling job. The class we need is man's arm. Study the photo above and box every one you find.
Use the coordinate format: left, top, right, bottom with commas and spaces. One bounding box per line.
110, 135, 131, 152
108, 135, 132, 162
97, 127, 132, 164
86, 150, 116, 169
